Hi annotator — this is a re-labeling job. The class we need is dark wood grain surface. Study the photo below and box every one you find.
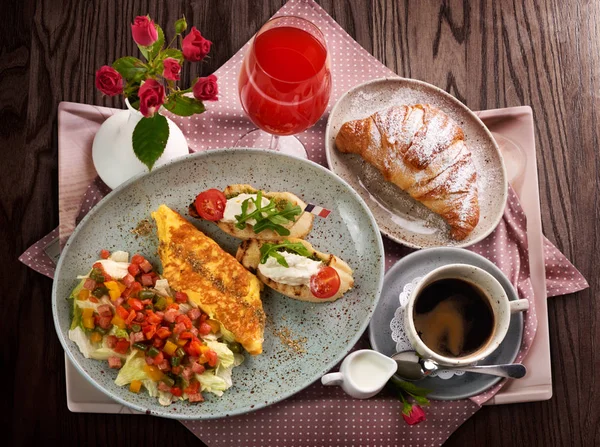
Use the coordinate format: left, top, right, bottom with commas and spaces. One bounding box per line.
2, 0, 597, 445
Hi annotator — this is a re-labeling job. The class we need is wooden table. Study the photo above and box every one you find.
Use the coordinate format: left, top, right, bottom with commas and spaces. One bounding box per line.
3, 0, 597, 445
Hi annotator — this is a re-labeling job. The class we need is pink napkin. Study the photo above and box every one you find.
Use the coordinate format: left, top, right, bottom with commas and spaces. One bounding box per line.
19, 0, 588, 446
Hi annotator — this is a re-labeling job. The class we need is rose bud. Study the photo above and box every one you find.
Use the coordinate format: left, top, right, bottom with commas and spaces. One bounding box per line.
95, 66, 123, 96
131, 16, 158, 47
138, 79, 165, 118
192, 74, 218, 101
402, 405, 426, 426
162, 58, 181, 81
182, 27, 212, 62
174, 17, 187, 34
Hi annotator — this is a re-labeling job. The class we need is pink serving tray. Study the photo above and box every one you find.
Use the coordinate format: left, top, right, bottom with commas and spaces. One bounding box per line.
60, 104, 550, 412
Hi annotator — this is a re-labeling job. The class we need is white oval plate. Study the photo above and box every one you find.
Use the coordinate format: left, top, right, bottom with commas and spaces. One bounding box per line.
325, 77, 508, 249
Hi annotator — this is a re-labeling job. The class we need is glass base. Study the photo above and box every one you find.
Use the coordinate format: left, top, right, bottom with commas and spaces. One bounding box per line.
235, 129, 308, 159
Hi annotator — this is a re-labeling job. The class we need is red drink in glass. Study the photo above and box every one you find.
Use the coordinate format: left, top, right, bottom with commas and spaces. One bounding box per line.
237, 17, 331, 157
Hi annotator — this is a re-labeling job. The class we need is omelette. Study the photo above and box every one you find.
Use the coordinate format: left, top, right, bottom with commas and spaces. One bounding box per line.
152, 204, 265, 355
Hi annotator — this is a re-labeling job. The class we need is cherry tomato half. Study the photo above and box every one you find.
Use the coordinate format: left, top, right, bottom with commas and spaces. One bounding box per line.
194, 189, 227, 221
309, 266, 341, 299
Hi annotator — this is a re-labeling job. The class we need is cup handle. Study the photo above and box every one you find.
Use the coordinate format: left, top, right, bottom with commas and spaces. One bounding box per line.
509, 299, 529, 313
321, 372, 344, 387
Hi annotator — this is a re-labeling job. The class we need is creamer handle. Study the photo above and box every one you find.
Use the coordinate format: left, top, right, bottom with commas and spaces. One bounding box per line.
321, 372, 343, 387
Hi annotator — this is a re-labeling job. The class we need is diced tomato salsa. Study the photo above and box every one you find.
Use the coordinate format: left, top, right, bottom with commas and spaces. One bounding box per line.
71, 251, 231, 405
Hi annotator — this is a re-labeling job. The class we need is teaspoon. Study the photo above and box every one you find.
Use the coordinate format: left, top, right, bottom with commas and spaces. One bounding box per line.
391, 350, 527, 381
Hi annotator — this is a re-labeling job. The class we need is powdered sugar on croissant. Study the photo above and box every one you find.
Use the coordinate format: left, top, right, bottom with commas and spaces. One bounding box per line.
335, 104, 479, 240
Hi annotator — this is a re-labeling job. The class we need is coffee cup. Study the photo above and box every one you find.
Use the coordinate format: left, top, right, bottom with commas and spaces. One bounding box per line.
404, 264, 528, 367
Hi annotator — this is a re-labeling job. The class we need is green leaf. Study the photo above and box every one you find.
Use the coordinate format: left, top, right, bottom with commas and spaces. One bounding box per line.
112, 57, 147, 82
401, 400, 414, 417
163, 95, 205, 117
159, 48, 184, 63
412, 395, 430, 406
233, 192, 302, 235
259, 240, 315, 266
391, 378, 432, 397
275, 201, 303, 221
138, 23, 165, 60
132, 114, 169, 170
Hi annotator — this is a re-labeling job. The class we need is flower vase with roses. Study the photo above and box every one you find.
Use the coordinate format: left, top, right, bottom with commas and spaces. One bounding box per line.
95, 15, 218, 171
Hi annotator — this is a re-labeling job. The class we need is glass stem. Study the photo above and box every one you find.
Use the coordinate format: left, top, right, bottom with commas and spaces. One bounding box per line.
269, 134, 280, 151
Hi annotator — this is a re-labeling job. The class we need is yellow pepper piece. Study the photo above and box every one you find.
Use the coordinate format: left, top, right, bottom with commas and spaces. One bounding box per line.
111, 315, 126, 329
83, 316, 95, 329
199, 344, 211, 355
117, 282, 127, 294
143, 364, 163, 382
165, 297, 174, 306
198, 354, 208, 364
77, 289, 90, 301
207, 319, 220, 333
82, 308, 94, 318
163, 340, 177, 356
104, 281, 121, 301
129, 380, 142, 393
90, 332, 102, 343
177, 339, 188, 347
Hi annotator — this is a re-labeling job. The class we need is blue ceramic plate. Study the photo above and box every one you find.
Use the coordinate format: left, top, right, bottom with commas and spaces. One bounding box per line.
368, 247, 523, 400
52, 149, 384, 419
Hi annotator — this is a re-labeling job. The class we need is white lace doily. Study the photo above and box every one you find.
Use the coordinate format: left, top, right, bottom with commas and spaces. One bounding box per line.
389, 276, 465, 380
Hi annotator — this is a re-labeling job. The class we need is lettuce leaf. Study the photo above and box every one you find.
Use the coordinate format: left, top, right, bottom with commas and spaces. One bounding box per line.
195, 371, 229, 396
205, 340, 235, 369
68, 328, 126, 361
90, 347, 127, 361
69, 327, 95, 357
115, 350, 149, 386
143, 380, 158, 398
158, 391, 175, 406
109, 250, 129, 263
69, 278, 87, 330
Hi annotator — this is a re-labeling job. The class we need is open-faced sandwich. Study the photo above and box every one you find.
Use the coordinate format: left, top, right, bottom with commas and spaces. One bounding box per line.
189, 184, 314, 240
236, 238, 354, 303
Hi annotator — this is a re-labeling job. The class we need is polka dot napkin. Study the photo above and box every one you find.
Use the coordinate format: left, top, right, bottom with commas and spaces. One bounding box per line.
18, 0, 588, 445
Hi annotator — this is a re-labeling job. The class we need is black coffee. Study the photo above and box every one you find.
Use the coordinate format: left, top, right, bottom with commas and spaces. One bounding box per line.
413, 278, 494, 358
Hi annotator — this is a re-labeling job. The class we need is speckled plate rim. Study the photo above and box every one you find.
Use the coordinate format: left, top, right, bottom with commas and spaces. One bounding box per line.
324, 76, 509, 249
52, 148, 385, 420
367, 247, 523, 400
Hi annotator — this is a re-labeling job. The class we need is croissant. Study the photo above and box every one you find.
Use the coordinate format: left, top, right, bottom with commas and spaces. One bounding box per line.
335, 104, 479, 240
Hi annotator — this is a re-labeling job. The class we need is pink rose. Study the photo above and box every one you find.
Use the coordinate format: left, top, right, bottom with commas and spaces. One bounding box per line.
402, 405, 426, 425
131, 16, 158, 47
95, 66, 123, 96
162, 57, 181, 81
182, 27, 212, 62
193, 75, 218, 101
138, 79, 165, 118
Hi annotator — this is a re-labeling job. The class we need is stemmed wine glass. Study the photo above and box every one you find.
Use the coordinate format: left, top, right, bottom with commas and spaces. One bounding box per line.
237, 16, 332, 158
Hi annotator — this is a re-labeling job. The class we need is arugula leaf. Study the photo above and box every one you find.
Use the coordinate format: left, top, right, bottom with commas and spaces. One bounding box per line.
277, 201, 303, 221
233, 191, 301, 235
259, 241, 315, 267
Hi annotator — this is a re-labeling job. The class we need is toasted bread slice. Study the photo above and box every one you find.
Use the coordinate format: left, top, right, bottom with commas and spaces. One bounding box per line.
189, 184, 314, 240
236, 238, 354, 303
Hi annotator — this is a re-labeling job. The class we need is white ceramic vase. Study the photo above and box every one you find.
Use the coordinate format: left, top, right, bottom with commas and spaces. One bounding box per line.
92, 99, 189, 189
